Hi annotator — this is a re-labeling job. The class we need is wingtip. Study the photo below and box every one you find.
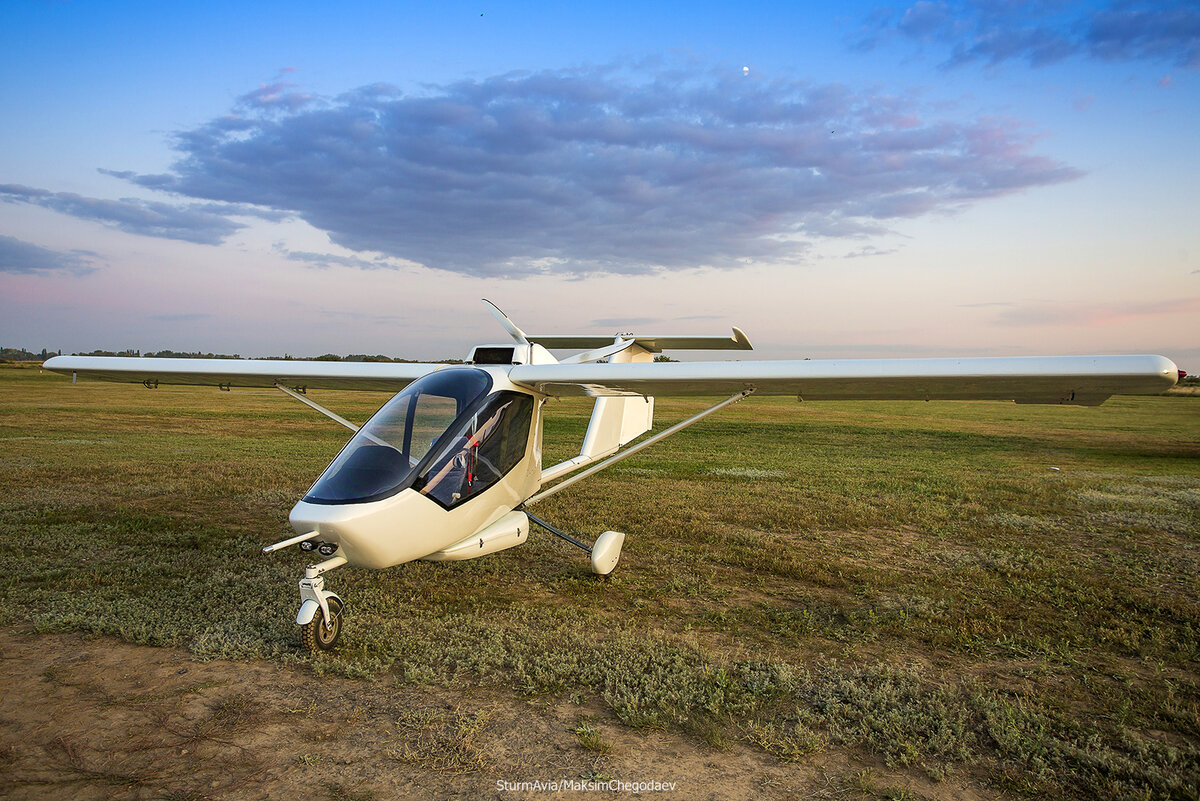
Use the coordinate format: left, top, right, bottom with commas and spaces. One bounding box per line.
732, 327, 753, 350
1158, 355, 1181, 387
43, 355, 73, 372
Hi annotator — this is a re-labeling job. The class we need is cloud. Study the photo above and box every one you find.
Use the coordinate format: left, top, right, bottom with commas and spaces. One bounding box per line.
844, 244, 901, 258
0, 235, 98, 274
108, 65, 1079, 277
1087, 3, 1200, 67
996, 297, 1200, 327
0, 184, 249, 245
237, 81, 316, 113
280, 248, 405, 271
290, 252, 371, 269
854, 1, 1200, 70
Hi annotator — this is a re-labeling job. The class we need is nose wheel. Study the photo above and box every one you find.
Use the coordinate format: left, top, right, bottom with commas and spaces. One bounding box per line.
301, 596, 343, 653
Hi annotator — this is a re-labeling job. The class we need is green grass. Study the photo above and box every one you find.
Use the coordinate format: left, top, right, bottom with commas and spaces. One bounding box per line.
573, 718, 613, 753
2, 363, 1198, 799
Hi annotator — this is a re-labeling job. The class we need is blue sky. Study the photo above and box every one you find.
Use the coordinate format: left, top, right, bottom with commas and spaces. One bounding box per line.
2, 1, 1197, 362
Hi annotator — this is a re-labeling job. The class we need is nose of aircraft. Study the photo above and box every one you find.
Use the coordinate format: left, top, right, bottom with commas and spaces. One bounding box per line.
288, 487, 473, 570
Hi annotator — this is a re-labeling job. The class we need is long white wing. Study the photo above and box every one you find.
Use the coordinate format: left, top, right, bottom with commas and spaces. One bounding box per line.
43, 356, 443, 391
44, 353, 1180, 404
510, 354, 1179, 405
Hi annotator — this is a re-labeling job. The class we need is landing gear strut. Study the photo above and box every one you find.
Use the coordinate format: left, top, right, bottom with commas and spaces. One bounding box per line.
262, 533, 348, 654
295, 555, 346, 654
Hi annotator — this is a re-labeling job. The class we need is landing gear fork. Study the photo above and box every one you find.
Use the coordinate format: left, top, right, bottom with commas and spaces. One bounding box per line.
295, 556, 346, 654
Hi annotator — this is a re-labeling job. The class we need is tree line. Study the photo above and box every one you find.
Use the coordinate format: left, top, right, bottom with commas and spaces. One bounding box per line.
1, 346, 463, 364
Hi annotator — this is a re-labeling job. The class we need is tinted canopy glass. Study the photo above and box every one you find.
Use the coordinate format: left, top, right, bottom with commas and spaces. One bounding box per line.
303, 369, 492, 504
417, 391, 534, 508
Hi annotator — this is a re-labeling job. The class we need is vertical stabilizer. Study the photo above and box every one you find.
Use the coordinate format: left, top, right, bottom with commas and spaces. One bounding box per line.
578, 342, 654, 460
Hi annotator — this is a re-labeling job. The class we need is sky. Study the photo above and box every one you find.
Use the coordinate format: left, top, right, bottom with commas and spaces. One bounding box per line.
1, 0, 1197, 363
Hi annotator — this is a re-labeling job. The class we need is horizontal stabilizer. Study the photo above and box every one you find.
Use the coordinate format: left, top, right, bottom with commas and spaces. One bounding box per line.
528, 327, 752, 353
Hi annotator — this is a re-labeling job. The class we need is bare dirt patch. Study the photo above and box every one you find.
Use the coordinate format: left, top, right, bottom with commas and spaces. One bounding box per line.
0, 627, 1000, 801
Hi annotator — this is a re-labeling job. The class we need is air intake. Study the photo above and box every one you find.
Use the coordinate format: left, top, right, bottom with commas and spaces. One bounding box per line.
470, 346, 517, 365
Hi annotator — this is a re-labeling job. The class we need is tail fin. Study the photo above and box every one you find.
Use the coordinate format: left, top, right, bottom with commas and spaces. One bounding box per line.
579, 341, 655, 460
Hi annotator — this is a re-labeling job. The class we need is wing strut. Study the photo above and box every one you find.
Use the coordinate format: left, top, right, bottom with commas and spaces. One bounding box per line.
275, 383, 360, 432
525, 389, 754, 506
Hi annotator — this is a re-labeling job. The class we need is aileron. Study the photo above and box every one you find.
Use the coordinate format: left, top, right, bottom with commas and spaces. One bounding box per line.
43, 355, 440, 392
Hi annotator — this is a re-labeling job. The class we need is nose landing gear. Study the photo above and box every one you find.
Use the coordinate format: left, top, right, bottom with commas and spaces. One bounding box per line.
263, 533, 348, 654
296, 558, 346, 654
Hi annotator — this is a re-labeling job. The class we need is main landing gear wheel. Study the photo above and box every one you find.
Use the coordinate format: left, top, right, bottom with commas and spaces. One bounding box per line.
301, 597, 343, 654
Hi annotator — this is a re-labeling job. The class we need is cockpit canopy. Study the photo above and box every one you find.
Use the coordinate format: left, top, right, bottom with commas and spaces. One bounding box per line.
304, 368, 533, 507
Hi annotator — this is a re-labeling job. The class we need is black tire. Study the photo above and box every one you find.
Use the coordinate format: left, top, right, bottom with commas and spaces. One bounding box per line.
301, 597, 343, 654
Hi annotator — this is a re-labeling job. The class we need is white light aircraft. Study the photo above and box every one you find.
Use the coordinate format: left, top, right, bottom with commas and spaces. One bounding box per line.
44, 301, 1180, 653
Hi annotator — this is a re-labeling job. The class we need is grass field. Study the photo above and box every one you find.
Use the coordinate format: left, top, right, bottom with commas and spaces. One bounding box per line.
1, 363, 1197, 799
